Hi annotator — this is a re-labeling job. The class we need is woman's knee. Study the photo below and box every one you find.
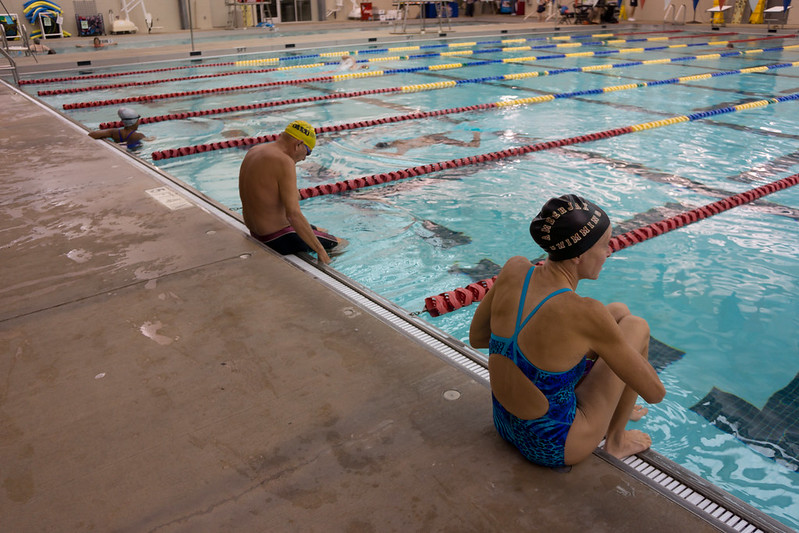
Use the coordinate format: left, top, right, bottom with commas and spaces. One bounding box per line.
606, 302, 630, 322
618, 314, 650, 356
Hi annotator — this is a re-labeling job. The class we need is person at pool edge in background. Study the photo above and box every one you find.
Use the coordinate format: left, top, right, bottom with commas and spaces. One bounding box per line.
469, 194, 665, 468
239, 120, 343, 265
88, 107, 145, 150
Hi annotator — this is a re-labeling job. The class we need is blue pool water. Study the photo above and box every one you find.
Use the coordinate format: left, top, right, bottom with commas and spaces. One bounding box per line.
27, 30, 799, 529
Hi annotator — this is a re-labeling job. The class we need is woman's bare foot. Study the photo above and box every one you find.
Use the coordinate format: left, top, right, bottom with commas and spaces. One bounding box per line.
604, 429, 652, 459
629, 404, 648, 422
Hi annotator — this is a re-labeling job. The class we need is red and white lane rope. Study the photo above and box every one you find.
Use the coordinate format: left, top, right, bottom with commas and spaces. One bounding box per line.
421, 173, 799, 317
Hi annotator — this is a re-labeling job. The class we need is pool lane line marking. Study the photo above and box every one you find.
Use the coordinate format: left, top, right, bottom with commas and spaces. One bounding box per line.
44, 32, 747, 96
150, 60, 799, 161
22, 30, 690, 86
63, 32, 770, 108
420, 172, 799, 317
296, 93, 799, 200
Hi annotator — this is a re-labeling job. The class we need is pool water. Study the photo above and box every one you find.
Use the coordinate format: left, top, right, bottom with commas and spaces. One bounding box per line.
27, 30, 799, 529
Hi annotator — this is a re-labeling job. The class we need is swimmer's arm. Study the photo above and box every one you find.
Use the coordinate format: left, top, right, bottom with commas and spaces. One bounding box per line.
89, 129, 116, 140
584, 302, 665, 404
277, 160, 332, 264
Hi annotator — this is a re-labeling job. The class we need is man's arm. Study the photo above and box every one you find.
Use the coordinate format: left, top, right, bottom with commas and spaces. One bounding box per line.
276, 159, 332, 264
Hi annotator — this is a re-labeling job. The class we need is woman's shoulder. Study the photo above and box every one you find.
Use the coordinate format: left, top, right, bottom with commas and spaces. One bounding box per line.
502, 255, 534, 271
496, 256, 533, 281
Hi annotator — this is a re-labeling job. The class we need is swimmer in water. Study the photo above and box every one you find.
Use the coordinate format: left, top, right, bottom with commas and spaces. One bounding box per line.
373, 131, 481, 156
88, 107, 146, 150
469, 194, 665, 467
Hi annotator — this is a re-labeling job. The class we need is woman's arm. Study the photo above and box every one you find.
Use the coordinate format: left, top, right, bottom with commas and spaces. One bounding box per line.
583, 301, 665, 404
469, 283, 496, 348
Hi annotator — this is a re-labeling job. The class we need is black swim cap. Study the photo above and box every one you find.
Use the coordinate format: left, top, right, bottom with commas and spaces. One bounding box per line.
529, 194, 610, 261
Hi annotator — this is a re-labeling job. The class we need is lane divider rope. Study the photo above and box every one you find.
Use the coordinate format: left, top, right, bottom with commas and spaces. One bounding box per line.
149, 58, 799, 161
36, 32, 729, 96
114, 40, 799, 133
62, 33, 762, 110
295, 94, 799, 200
422, 173, 799, 316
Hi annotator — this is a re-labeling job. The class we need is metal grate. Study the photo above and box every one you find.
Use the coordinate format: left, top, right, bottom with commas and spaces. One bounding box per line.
73, 1, 99, 17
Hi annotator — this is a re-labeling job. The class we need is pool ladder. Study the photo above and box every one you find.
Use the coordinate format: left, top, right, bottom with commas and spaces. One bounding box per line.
0, 30, 19, 85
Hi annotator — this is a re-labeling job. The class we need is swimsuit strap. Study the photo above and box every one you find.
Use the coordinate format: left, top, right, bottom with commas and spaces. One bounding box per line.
513, 266, 536, 332
511, 266, 571, 342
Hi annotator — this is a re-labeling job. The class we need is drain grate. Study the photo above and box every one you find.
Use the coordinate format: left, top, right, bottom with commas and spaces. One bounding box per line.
599, 449, 794, 533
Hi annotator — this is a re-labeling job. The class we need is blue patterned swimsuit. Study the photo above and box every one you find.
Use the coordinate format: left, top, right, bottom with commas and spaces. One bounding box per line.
489, 267, 587, 468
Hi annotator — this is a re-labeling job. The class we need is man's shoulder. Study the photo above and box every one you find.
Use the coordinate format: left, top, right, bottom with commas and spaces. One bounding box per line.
246, 142, 288, 161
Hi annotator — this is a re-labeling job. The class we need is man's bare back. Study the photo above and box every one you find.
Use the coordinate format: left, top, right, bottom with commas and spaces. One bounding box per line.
239, 142, 294, 237
238, 121, 341, 264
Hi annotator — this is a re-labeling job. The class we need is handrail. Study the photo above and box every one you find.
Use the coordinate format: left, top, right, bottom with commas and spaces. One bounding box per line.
0, 46, 20, 85
663, 3, 675, 24
675, 3, 686, 24
664, 3, 686, 25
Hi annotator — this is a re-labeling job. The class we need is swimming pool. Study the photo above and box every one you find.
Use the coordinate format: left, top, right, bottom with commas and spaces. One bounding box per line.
25, 28, 799, 529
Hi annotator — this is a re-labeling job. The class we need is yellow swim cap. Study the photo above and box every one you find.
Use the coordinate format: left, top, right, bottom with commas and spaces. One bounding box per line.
284, 120, 316, 151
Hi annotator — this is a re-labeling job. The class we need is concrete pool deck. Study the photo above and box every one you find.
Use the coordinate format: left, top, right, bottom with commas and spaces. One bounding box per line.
0, 19, 790, 532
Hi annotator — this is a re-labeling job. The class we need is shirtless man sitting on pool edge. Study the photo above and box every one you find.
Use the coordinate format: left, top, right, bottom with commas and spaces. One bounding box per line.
239, 120, 344, 264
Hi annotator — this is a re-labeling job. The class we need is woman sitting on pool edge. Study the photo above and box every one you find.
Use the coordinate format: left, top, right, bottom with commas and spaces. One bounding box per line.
469, 194, 665, 468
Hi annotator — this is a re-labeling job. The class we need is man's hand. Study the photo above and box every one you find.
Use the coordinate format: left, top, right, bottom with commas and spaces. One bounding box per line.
317, 249, 332, 265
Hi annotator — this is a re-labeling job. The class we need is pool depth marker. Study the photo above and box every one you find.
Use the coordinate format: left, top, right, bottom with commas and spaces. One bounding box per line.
421, 173, 799, 317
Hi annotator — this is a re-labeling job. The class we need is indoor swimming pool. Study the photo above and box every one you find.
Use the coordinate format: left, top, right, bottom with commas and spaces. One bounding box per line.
22, 28, 799, 529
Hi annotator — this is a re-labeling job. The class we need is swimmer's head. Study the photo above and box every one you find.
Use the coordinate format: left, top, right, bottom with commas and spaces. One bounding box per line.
284, 120, 316, 152
529, 194, 610, 261
375, 141, 390, 149
118, 107, 140, 127
33, 38, 40, 44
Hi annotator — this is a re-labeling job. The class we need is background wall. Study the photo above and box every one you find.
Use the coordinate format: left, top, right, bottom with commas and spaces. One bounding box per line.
1, 0, 796, 39
1, 0, 216, 37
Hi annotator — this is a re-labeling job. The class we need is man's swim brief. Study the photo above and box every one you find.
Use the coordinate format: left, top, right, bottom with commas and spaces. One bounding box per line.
251, 225, 338, 255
